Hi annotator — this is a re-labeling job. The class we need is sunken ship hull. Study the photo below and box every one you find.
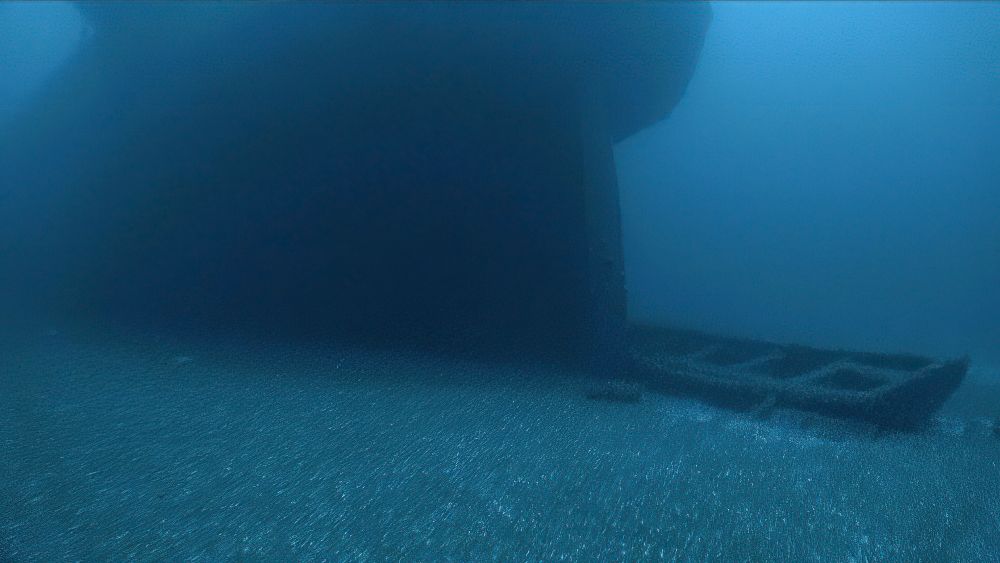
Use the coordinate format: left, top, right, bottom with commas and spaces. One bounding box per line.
1, 3, 966, 427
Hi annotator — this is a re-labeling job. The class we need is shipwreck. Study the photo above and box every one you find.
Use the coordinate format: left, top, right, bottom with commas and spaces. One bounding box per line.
0, 1, 965, 428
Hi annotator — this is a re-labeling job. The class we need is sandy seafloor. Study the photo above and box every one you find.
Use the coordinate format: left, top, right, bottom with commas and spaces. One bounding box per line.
2, 321, 999, 561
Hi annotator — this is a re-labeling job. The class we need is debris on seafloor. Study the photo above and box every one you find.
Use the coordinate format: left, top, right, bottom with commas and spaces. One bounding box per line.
586, 379, 643, 404
627, 325, 968, 430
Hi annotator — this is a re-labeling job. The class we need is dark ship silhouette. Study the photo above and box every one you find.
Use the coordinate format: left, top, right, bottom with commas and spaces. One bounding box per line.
0, 2, 964, 429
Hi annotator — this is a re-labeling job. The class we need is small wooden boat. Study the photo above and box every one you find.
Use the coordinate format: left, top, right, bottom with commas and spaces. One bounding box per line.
628, 325, 968, 430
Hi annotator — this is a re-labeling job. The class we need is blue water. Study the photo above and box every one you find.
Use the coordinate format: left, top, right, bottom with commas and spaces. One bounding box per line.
2, 2, 999, 560
618, 1, 1000, 366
